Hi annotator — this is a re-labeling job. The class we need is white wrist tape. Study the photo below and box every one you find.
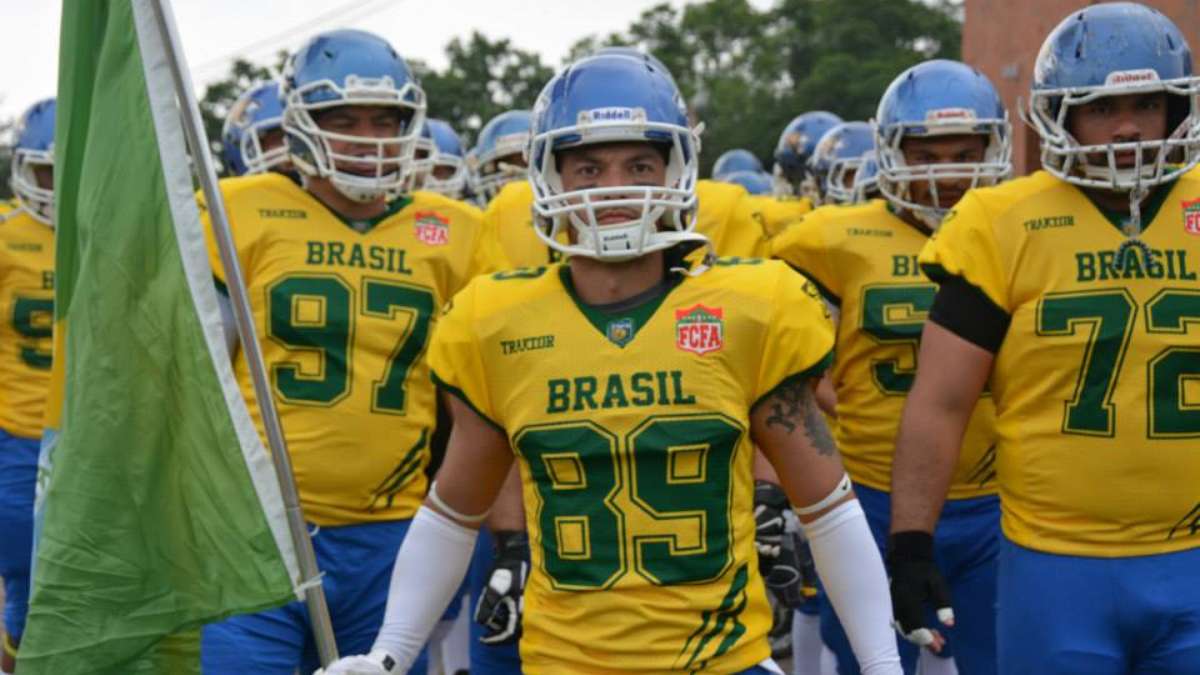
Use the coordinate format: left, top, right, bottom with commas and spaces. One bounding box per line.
371, 506, 479, 668
427, 480, 491, 524
794, 473, 853, 515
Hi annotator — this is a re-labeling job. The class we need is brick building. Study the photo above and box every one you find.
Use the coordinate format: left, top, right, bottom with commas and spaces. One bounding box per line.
962, 0, 1200, 175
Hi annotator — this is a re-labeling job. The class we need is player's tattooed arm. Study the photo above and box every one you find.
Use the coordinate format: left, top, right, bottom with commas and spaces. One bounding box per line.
763, 376, 838, 457
751, 376, 848, 518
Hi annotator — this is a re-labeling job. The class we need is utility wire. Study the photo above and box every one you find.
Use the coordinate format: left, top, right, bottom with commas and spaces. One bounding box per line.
191, 0, 397, 76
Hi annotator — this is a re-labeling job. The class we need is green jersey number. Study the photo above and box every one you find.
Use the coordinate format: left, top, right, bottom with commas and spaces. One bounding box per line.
12, 296, 53, 370
860, 284, 937, 395
267, 273, 434, 414
1036, 288, 1200, 438
514, 413, 741, 590
1145, 289, 1200, 438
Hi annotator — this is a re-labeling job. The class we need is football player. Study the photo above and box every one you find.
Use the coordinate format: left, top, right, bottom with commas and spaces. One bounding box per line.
810, 121, 874, 205
468, 56, 785, 675
221, 81, 290, 177
850, 153, 881, 204
412, 118, 469, 200
889, 4, 1200, 673
772, 111, 842, 202
722, 170, 774, 195
198, 30, 492, 675
319, 51, 901, 675
771, 59, 1012, 675
471, 110, 532, 204
0, 98, 56, 675
713, 148, 766, 179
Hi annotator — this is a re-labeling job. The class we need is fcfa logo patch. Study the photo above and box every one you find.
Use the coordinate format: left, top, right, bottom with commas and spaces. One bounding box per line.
414, 211, 450, 246
1184, 198, 1200, 236
675, 304, 724, 355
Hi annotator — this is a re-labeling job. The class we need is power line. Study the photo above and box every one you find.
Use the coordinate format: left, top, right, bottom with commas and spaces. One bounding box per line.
191, 0, 396, 76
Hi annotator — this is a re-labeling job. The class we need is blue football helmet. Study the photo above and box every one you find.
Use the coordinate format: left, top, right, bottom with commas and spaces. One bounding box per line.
1027, 2, 1200, 192
809, 121, 874, 204
282, 29, 426, 202
222, 81, 287, 176
720, 170, 773, 195
851, 152, 881, 204
11, 98, 55, 225
712, 149, 764, 179
528, 53, 704, 262
772, 111, 842, 198
412, 118, 468, 198
875, 59, 1011, 228
471, 110, 532, 202
593, 46, 678, 89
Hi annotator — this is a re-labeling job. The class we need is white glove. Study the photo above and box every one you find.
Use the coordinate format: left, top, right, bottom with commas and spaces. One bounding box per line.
314, 649, 400, 675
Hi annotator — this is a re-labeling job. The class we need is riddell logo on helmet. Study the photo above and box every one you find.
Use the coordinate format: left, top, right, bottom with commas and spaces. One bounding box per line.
1183, 198, 1200, 236
1105, 69, 1159, 86
579, 107, 647, 125
926, 108, 975, 123
675, 304, 724, 355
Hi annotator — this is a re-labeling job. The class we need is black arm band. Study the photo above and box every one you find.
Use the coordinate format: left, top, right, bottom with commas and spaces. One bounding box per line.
928, 276, 1010, 353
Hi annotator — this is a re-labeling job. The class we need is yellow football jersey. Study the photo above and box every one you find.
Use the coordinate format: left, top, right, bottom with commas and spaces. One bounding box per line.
480, 180, 549, 269
429, 259, 834, 674
771, 199, 997, 500
0, 210, 55, 439
747, 194, 812, 240
202, 174, 489, 525
694, 180, 771, 258
480, 179, 770, 268
922, 170, 1200, 557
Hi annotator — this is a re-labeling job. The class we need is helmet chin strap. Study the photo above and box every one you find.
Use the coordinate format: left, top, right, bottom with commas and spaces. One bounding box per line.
912, 206, 946, 231
1114, 184, 1152, 272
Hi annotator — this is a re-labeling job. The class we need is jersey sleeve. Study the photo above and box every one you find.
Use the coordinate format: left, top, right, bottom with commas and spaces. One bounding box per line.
768, 214, 841, 305
197, 187, 256, 291
919, 192, 1011, 312
749, 195, 811, 240
426, 280, 502, 429
753, 265, 836, 406
471, 214, 510, 276
726, 191, 771, 258
197, 191, 228, 288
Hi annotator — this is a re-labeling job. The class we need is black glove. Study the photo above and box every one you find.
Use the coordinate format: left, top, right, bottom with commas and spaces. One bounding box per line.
755, 481, 815, 609
886, 531, 954, 647
754, 480, 790, 564
474, 530, 530, 646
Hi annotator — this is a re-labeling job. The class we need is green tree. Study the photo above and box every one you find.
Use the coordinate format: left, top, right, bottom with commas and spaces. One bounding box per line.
197, 52, 287, 173
415, 31, 554, 146
567, 0, 962, 175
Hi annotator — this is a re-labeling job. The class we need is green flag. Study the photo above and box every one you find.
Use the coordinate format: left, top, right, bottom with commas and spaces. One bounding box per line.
20, 1, 302, 672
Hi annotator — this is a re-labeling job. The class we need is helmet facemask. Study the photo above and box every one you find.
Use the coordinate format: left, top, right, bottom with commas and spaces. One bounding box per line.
239, 118, 288, 175
875, 111, 1012, 229
824, 155, 865, 205
1026, 74, 1200, 193
284, 75, 426, 203
529, 111, 705, 263
423, 154, 468, 198
12, 147, 54, 226
404, 133, 436, 192
473, 133, 529, 202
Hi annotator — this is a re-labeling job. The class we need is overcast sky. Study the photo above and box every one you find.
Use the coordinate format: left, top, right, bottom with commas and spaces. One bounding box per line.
1, 0, 772, 123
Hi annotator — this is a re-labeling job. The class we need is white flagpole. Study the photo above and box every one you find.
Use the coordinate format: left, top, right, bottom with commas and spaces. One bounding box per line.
144, 0, 340, 665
